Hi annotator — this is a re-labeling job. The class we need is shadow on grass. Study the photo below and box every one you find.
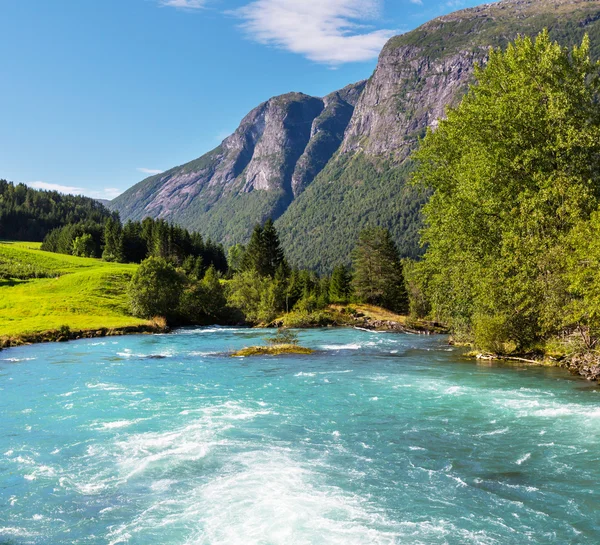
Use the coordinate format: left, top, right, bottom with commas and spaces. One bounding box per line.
0, 278, 29, 288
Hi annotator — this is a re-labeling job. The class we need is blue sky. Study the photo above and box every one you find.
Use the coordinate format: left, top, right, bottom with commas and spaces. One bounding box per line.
0, 0, 486, 199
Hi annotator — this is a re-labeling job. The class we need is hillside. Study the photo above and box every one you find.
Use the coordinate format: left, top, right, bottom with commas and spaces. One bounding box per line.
0, 242, 150, 339
0, 179, 116, 242
110, 0, 600, 272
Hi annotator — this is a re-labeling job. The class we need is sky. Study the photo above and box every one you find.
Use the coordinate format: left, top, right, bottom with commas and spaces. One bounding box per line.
0, 0, 487, 200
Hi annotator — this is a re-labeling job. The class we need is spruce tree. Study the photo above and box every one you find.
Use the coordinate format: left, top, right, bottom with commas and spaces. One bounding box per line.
240, 219, 285, 277
329, 264, 352, 303
352, 227, 408, 313
261, 219, 285, 277
102, 217, 123, 262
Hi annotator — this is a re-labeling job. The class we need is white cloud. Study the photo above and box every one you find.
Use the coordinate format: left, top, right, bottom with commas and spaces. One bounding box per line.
27, 181, 122, 200
28, 181, 85, 194
234, 0, 396, 65
160, 0, 206, 9
137, 167, 164, 175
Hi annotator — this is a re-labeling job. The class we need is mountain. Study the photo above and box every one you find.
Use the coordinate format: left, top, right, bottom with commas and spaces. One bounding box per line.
110, 83, 365, 246
110, 0, 600, 272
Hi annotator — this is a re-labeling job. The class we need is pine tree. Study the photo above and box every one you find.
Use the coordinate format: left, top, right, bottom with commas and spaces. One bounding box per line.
261, 219, 285, 277
352, 227, 408, 313
240, 219, 286, 277
122, 220, 148, 263
329, 264, 352, 303
102, 218, 124, 262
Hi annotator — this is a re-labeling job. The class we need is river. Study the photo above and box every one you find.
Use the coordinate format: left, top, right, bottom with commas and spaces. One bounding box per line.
1, 327, 599, 544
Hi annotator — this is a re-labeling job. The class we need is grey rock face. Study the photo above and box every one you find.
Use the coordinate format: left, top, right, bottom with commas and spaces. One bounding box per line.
111, 85, 365, 229
341, 48, 480, 161
292, 81, 366, 196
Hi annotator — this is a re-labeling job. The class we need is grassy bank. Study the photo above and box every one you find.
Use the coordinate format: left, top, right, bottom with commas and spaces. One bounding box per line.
0, 242, 152, 342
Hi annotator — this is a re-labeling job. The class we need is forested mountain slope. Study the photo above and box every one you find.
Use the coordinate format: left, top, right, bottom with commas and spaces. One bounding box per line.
110, 0, 600, 272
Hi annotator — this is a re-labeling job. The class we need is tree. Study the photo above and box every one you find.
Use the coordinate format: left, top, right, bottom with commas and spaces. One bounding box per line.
226, 270, 280, 324
71, 233, 95, 258
102, 217, 123, 262
122, 220, 148, 263
128, 257, 184, 321
240, 219, 286, 277
201, 265, 227, 319
329, 264, 352, 303
227, 243, 246, 274
265, 328, 299, 346
261, 219, 286, 277
412, 31, 600, 351
352, 227, 408, 313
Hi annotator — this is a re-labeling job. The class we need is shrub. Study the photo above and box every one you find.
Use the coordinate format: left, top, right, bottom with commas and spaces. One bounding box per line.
128, 257, 185, 321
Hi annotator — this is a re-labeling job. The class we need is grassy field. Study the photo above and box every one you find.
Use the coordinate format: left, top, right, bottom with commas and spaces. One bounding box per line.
0, 242, 150, 338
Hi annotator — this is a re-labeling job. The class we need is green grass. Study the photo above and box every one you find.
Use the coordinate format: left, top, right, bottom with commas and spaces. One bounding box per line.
0, 242, 150, 337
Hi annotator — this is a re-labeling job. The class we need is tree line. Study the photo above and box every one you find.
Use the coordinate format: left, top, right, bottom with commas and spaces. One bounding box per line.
127, 220, 408, 326
41, 216, 228, 274
0, 180, 116, 241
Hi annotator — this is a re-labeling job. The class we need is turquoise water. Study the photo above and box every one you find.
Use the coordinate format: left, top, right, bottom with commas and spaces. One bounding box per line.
1, 328, 599, 545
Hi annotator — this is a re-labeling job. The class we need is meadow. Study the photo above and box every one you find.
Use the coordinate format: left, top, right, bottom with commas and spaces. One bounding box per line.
0, 242, 149, 339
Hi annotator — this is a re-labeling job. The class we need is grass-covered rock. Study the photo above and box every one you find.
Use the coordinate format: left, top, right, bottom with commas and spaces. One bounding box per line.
231, 344, 314, 357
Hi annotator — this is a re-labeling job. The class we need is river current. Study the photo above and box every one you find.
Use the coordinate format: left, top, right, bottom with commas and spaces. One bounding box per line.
1, 327, 599, 544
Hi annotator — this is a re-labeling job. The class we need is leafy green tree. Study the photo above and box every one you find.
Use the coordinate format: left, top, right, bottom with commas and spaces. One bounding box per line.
413, 31, 600, 351
71, 233, 96, 257
179, 265, 228, 323
352, 227, 408, 313
329, 264, 352, 303
201, 265, 227, 319
128, 257, 184, 321
226, 270, 280, 324
227, 243, 246, 274
265, 328, 299, 346
563, 212, 600, 349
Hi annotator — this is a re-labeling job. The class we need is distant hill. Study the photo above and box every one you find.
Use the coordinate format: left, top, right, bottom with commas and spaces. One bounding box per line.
109, 0, 600, 272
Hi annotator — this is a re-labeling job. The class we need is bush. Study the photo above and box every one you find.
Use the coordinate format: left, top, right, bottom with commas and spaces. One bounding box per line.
265, 328, 299, 346
473, 314, 514, 354
128, 257, 185, 321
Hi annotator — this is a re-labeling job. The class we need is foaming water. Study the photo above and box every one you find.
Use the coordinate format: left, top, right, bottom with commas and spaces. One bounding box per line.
1, 327, 600, 544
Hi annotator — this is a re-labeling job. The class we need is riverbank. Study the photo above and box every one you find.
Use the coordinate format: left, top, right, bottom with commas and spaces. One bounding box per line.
0, 320, 168, 349
471, 351, 600, 383
271, 304, 447, 335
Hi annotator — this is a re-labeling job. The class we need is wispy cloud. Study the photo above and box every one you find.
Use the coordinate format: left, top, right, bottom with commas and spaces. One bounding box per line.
28, 181, 85, 194
234, 0, 396, 65
27, 181, 122, 200
159, 0, 206, 9
137, 167, 164, 175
